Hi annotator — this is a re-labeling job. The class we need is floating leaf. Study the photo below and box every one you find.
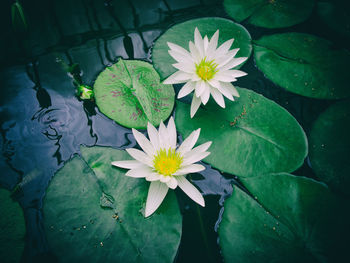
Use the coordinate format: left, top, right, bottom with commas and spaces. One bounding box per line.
175, 87, 307, 177
219, 173, 350, 263
309, 101, 350, 195
152, 17, 252, 81
43, 146, 181, 263
0, 188, 26, 263
317, 0, 350, 38
254, 33, 350, 99
223, 0, 315, 28
94, 59, 175, 129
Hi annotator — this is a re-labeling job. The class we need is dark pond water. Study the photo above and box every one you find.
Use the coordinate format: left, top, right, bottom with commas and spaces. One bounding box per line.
1, 0, 349, 262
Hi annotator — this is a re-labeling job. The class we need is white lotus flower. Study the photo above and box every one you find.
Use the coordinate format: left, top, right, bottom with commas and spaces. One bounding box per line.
112, 117, 211, 217
163, 27, 248, 118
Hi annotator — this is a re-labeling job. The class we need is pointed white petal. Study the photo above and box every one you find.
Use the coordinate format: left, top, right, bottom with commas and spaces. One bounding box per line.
126, 148, 153, 167
210, 87, 225, 108
214, 38, 234, 58
147, 122, 160, 151
195, 80, 206, 97
111, 160, 143, 169
145, 181, 169, 217
166, 177, 178, 189
190, 95, 202, 118
211, 81, 234, 101
172, 62, 195, 73
146, 173, 161, 181
177, 128, 200, 155
215, 70, 247, 83
168, 50, 193, 64
200, 87, 210, 105
160, 174, 171, 183
194, 27, 204, 57
220, 82, 240, 97
206, 30, 219, 60
167, 42, 191, 57
173, 164, 206, 175
163, 71, 192, 84
184, 141, 212, 158
189, 41, 201, 63
158, 121, 170, 149
215, 48, 239, 66
178, 81, 195, 99
203, 35, 209, 51
167, 117, 177, 149
126, 166, 152, 178
177, 176, 205, 207
219, 57, 248, 70
182, 151, 211, 166
132, 128, 155, 156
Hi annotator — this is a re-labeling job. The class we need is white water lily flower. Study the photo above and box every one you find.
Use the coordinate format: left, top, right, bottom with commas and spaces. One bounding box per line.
163, 27, 248, 118
112, 117, 211, 217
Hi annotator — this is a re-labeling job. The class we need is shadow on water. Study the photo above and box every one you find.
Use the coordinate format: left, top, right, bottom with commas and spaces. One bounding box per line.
0, 0, 348, 262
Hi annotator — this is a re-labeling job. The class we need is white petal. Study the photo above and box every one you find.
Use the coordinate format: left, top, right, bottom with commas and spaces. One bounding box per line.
163, 71, 192, 84
203, 35, 209, 51
212, 81, 234, 101
111, 160, 143, 169
220, 82, 240, 97
160, 174, 171, 183
132, 128, 155, 156
177, 176, 205, 207
166, 177, 178, 189
200, 87, 210, 105
158, 121, 170, 149
182, 151, 210, 166
189, 41, 202, 63
177, 128, 200, 155
184, 141, 212, 159
219, 57, 248, 70
195, 80, 206, 97
146, 173, 161, 181
167, 117, 177, 149
126, 166, 152, 178
147, 122, 160, 151
215, 48, 239, 66
214, 38, 234, 58
215, 70, 247, 83
206, 30, 219, 60
167, 42, 191, 57
190, 95, 202, 118
194, 27, 204, 57
172, 62, 195, 74
125, 148, 153, 167
145, 181, 169, 217
168, 50, 193, 64
210, 87, 225, 108
178, 81, 195, 99
173, 164, 206, 175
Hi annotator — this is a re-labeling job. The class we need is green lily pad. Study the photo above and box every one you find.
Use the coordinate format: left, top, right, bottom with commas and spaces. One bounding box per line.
43, 146, 182, 263
309, 101, 350, 195
317, 0, 350, 38
254, 33, 350, 99
0, 188, 26, 263
94, 59, 175, 129
152, 17, 252, 81
175, 87, 307, 177
223, 0, 315, 28
219, 173, 349, 263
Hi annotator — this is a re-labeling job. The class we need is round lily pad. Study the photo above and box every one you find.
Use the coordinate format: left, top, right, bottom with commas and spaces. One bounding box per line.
219, 173, 350, 263
254, 33, 350, 99
152, 17, 252, 81
223, 0, 315, 28
309, 101, 350, 195
175, 87, 307, 177
43, 146, 182, 263
94, 59, 175, 129
0, 188, 26, 263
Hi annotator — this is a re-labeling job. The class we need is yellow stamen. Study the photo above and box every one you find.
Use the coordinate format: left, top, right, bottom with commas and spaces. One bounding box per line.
195, 57, 218, 81
153, 148, 182, 176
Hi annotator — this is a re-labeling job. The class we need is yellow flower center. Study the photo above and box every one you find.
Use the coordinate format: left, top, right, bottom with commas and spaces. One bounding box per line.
195, 58, 218, 81
153, 148, 183, 176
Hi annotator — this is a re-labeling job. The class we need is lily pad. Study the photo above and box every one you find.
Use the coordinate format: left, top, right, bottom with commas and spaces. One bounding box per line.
309, 101, 350, 195
219, 173, 350, 263
152, 17, 252, 81
94, 59, 175, 129
254, 33, 350, 99
317, 0, 350, 38
43, 146, 182, 263
0, 188, 26, 263
175, 87, 307, 177
223, 0, 315, 28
